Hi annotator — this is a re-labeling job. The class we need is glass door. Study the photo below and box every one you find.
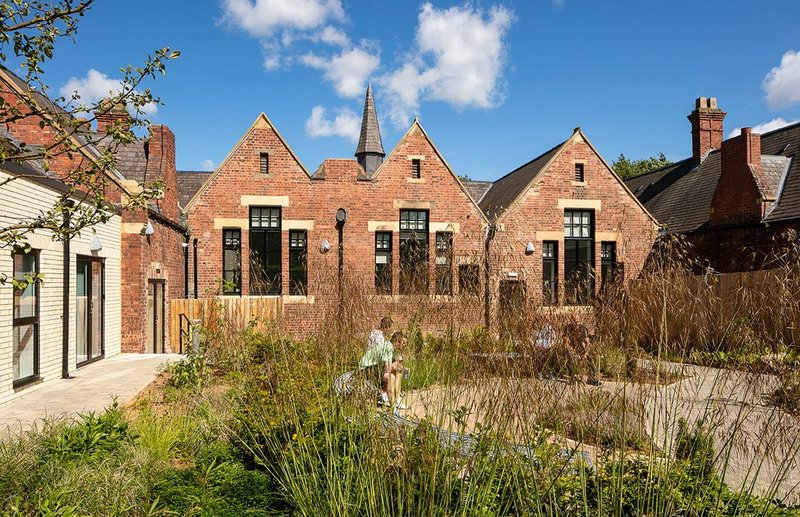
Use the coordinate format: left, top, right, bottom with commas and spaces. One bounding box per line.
76, 257, 104, 365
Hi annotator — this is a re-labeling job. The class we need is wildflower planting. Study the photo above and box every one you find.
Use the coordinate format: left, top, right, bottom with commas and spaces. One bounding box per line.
2, 237, 800, 515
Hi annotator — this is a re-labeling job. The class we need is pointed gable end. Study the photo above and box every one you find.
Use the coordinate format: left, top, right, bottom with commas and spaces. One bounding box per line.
184, 113, 310, 211
369, 119, 488, 223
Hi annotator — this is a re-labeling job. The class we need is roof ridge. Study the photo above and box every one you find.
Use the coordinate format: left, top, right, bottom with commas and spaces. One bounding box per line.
490, 139, 567, 186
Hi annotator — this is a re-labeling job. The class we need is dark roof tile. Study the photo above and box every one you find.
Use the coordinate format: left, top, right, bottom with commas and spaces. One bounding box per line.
177, 170, 212, 207
462, 180, 493, 203
479, 141, 564, 221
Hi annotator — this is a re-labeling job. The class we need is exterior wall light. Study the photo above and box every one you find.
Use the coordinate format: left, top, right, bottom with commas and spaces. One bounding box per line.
320, 239, 331, 253
525, 242, 535, 255
143, 221, 155, 236
90, 236, 103, 251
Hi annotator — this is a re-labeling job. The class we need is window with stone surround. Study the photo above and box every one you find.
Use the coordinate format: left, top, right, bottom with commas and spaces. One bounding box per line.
542, 240, 558, 305
435, 232, 453, 295
289, 230, 308, 295
250, 206, 281, 295
564, 210, 594, 304
222, 229, 241, 295
399, 209, 429, 294
375, 231, 392, 294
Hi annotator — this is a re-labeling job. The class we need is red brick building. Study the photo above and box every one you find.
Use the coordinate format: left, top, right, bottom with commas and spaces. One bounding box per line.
182, 87, 488, 335
475, 128, 657, 325
625, 98, 800, 272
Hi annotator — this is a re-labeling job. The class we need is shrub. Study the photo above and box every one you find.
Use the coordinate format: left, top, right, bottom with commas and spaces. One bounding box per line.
41, 403, 134, 461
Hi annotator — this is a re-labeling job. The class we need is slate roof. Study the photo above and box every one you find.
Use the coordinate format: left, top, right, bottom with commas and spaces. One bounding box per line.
624, 155, 720, 234
760, 122, 800, 222
624, 121, 800, 232
479, 141, 565, 222
462, 180, 493, 203
177, 170, 213, 207
114, 142, 149, 183
355, 85, 385, 156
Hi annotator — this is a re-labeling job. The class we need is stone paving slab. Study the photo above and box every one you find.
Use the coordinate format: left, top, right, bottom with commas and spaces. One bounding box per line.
0, 353, 181, 435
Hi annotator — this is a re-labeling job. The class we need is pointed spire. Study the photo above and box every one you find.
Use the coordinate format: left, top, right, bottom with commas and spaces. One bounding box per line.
355, 84, 385, 175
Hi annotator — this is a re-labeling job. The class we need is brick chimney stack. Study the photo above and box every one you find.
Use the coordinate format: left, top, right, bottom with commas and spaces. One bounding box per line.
711, 127, 764, 226
94, 97, 130, 134
688, 97, 726, 164
145, 124, 180, 221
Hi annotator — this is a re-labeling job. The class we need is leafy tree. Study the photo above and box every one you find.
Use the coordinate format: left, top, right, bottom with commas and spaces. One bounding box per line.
612, 152, 672, 179
0, 0, 179, 284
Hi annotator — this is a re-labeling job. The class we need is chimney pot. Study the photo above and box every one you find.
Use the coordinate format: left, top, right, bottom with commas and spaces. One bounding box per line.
688, 96, 726, 164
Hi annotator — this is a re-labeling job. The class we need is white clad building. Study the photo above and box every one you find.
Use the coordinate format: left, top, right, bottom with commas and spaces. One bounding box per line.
0, 160, 121, 405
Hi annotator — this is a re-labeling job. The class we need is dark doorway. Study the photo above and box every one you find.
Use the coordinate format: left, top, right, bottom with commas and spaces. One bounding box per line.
76, 257, 105, 366
147, 280, 166, 353
499, 279, 527, 340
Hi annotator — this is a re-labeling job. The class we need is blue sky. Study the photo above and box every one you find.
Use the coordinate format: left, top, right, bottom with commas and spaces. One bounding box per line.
28, 0, 800, 181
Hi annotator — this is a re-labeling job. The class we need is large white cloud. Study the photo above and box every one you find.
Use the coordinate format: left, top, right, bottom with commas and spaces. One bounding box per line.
301, 46, 380, 98
380, 3, 514, 127
305, 105, 360, 142
221, 0, 344, 37
727, 118, 799, 139
59, 69, 158, 115
763, 50, 800, 110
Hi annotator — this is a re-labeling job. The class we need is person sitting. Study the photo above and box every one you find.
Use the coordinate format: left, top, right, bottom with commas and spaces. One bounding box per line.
388, 331, 407, 411
359, 317, 394, 406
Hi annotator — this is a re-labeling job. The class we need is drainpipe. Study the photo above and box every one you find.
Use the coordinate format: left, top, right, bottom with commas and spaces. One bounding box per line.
62, 205, 73, 379
483, 223, 496, 330
183, 235, 189, 298
192, 238, 198, 299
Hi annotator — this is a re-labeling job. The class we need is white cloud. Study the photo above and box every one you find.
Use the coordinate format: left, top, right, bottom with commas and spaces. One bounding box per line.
305, 105, 360, 142
221, 0, 344, 37
763, 50, 800, 110
199, 159, 216, 171
60, 69, 158, 115
301, 46, 380, 98
379, 3, 514, 127
553, 0, 566, 6
315, 25, 349, 47
727, 118, 799, 139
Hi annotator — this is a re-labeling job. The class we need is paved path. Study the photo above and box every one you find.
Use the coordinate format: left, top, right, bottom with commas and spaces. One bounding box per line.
0, 353, 180, 435
641, 361, 800, 504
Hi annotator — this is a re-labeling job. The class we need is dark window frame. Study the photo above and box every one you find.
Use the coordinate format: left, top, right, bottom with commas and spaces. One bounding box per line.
249, 206, 282, 295
564, 210, 594, 305
289, 230, 308, 296
435, 231, 453, 295
12, 249, 40, 387
601, 241, 623, 288
542, 240, 558, 305
374, 231, 393, 294
399, 209, 429, 295
222, 228, 242, 295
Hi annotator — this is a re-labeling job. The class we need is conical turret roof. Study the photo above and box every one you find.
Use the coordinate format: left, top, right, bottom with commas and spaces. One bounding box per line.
355, 84, 385, 156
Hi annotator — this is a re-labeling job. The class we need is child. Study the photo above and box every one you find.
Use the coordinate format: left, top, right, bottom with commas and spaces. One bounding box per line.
388, 331, 407, 410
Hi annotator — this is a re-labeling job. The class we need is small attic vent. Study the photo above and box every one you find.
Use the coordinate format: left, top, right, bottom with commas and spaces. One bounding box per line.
574, 163, 585, 182
411, 158, 421, 179
259, 152, 269, 174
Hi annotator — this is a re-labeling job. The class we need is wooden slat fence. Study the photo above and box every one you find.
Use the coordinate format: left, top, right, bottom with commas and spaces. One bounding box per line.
170, 297, 284, 353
